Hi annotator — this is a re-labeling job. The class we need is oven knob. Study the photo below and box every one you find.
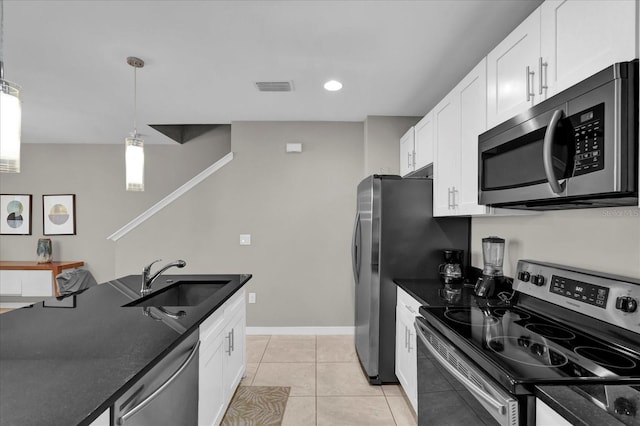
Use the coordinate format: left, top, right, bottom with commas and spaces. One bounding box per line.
518, 271, 530, 282
615, 296, 638, 313
531, 275, 546, 286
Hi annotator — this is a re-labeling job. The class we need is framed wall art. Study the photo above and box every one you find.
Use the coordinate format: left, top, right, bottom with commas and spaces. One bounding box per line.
43, 194, 76, 235
0, 194, 32, 235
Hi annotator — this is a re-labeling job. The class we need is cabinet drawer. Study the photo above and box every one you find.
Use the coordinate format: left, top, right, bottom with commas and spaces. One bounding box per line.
21, 271, 54, 297
0, 270, 22, 295
397, 287, 421, 315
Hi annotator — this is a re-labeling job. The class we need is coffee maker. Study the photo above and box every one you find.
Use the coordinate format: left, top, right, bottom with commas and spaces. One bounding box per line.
474, 237, 506, 297
438, 249, 464, 284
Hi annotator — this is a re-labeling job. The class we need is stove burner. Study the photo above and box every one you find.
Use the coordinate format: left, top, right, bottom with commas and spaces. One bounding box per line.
574, 346, 639, 369
444, 309, 481, 326
488, 336, 569, 368
492, 308, 531, 320
524, 323, 576, 341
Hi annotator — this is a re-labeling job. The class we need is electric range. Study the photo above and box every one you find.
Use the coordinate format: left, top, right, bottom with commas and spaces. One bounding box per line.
415, 260, 640, 426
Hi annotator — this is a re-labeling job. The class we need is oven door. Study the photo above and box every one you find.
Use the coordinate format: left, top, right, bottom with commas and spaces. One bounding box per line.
415, 316, 520, 426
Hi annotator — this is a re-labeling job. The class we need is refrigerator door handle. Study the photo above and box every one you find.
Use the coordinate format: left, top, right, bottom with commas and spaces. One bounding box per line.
351, 212, 361, 283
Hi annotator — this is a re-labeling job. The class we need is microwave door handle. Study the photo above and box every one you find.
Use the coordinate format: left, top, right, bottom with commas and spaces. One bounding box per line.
543, 109, 566, 194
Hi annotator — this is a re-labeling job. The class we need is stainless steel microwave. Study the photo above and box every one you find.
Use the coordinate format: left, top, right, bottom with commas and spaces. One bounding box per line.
478, 60, 638, 210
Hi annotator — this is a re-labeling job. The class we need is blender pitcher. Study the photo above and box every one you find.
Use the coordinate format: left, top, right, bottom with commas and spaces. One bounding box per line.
474, 236, 505, 297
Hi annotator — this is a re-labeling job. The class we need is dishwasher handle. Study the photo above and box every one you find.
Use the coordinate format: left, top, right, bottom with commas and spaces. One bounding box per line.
117, 340, 200, 425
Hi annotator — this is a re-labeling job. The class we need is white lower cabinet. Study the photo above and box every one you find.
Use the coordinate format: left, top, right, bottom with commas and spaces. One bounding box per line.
88, 409, 110, 426
535, 398, 571, 426
395, 287, 421, 413
0, 270, 53, 297
199, 288, 246, 426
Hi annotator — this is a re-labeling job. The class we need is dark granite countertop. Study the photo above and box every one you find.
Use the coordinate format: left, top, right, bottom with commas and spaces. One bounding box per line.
0, 273, 251, 426
394, 279, 639, 426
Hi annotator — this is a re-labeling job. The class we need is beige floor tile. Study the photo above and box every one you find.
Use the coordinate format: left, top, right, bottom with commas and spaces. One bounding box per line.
317, 362, 383, 396
246, 335, 270, 363
317, 335, 357, 362
386, 396, 417, 426
381, 384, 404, 397
317, 396, 396, 426
240, 363, 258, 386
282, 396, 316, 426
252, 362, 316, 396
261, 335, 316, 363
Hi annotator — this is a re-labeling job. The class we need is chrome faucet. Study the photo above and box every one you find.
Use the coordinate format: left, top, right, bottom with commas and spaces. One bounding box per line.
141, 259, 186, 295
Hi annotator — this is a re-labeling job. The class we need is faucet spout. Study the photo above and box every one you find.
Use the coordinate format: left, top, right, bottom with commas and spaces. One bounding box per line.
141, 259, 187, 295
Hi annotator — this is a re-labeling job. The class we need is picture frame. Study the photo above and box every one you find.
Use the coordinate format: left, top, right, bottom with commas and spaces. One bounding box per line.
43, 194, 76, 235
0, 194, 32, 235
43, 295, 76, 308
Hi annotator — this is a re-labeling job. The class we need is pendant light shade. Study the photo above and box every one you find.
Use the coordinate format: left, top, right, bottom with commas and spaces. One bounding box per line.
0, 74, 21, 173
0, 0, 22, 173
125, 56, 145, 191
125, 135, 144, 191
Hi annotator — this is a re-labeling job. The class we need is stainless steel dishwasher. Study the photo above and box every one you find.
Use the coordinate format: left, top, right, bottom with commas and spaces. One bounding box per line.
113, 331, 199, 426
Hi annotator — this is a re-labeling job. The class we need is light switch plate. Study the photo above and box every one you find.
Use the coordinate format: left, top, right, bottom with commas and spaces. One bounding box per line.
249, 293, 256, 304
239, 234, 251, 245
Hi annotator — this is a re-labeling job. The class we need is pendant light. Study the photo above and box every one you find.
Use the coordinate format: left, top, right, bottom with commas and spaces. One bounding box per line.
125, 56, 145, 191
0, 0, 22, 173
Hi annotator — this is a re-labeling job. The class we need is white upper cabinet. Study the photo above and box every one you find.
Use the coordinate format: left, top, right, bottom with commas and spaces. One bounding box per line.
540, 0, 638, 100
487, 10, 541, 128
414, 113, 434, 171
400, 127, 416, 177
488, 0, 638, 128
400, 115, 434, 177
434, 59, 489, 217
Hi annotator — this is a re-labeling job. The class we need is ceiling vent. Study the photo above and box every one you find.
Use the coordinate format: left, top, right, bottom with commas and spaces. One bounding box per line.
255, 81, 293, 92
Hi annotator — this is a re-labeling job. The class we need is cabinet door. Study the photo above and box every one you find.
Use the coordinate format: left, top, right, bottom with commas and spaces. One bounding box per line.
399, 127, 415, 177
487, 8, 541, 127
433, 93, 460, 217
0, 270, 22, 295
224, 307, 246, 403
540, 0, 637, 100
21, 271, 53, 297
414, 113, 434, 170
536, 399, 572, 426
395, 305, 409, 394
457, 59, 490, 216
199, 313, 225, 426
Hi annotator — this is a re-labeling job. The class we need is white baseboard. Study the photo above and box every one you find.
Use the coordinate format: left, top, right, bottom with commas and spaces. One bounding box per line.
246, 326, 355, 336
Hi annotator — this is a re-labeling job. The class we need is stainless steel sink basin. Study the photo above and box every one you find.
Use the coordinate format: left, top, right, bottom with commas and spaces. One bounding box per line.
124, 281, 230, 307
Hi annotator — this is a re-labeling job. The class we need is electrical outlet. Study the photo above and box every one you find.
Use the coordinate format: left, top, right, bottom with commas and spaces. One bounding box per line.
249, 293, 256, 304
240, 234, 251, 245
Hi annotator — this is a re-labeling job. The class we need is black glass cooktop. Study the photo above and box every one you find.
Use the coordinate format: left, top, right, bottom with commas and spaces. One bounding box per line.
420, 305, 640, 386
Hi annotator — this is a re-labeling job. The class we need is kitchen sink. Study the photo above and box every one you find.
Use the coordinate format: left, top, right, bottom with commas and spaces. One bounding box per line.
124, 281, 230, 307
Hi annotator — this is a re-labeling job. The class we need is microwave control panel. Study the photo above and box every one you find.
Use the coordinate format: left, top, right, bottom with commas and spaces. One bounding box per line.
569, 103, 605, 176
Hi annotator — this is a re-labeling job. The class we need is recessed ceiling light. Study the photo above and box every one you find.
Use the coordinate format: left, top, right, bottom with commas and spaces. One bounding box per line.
324, 80, 343, 91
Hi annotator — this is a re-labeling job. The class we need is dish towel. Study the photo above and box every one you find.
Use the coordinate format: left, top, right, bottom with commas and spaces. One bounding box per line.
56, 269, 98, 299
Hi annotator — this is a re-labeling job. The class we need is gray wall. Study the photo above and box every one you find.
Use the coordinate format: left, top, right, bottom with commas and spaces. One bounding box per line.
0, 127, 231, 282
114, 121, 364, 327
364, 116, 420, 177
471, 207, 640, 278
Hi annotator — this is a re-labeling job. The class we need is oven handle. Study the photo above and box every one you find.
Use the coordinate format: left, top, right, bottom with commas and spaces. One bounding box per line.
414, 319, 507, 416
542, 109, 566, 194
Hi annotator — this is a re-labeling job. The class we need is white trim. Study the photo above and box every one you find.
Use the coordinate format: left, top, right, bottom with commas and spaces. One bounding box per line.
246, 326, 355, 336
107, 152, 234, 241
0, 302, 35, 309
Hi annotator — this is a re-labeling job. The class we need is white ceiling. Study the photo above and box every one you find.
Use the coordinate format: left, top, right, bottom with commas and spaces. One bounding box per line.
3, 0, 543, 145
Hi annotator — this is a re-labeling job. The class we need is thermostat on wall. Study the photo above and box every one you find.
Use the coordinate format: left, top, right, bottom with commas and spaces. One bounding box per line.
285, 143, 303, 153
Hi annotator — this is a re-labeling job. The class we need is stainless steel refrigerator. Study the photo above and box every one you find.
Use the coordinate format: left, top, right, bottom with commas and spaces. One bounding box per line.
352, 175, 470, 384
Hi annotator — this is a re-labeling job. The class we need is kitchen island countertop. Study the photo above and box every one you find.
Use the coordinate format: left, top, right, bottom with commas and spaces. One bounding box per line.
0, 273, 251, 426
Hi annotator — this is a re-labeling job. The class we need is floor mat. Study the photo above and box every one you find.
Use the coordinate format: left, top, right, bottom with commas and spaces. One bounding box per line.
221, 386, 291, 426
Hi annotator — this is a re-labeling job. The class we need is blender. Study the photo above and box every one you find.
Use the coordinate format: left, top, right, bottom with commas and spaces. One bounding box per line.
474, 236, 505, 297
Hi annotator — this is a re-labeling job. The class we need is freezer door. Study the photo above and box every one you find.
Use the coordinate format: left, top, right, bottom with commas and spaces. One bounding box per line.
354, 176, 381, 380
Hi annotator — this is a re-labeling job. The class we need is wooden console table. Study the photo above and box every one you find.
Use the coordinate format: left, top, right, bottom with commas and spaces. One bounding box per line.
0, 261, 85, 298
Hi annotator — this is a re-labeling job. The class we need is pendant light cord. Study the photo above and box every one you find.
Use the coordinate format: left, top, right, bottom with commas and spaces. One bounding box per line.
133, 65, 138, 136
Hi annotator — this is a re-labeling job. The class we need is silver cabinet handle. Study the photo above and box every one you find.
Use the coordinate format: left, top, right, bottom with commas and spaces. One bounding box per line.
404, 304, 416, 315
411, 151, 416, 169
525, 66, 535, 102
447, 187, 452, 210
226, 331, 232, 356
231, 327, 235, 352
407, 152, 412, 168
543, 109, 566, 194
407, 330, 413, 353
415, 322, 507, 416
451, 187, 458, 209
117, 340, 200, 425
538, 57, 548, 95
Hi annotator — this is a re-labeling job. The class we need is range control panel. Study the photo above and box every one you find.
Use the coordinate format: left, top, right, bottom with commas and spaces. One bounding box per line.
549, 275, 609, 308
514, 260, 640, 334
